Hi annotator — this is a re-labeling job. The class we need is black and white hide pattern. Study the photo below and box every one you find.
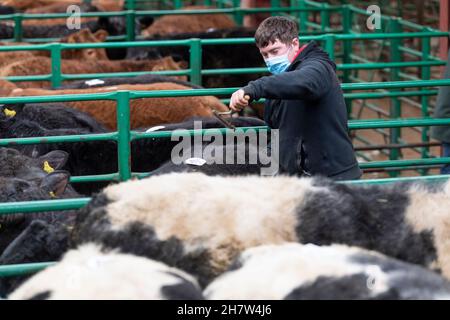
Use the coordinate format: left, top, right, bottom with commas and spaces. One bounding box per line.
8, 244, 204, 300
70, 173, 450, 287
204, 243, 450, 300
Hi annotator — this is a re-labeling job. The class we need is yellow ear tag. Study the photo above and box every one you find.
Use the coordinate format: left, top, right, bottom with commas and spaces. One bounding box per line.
3, 108, 16, 118
43, 161, 55, 174
49, 191, 57, 198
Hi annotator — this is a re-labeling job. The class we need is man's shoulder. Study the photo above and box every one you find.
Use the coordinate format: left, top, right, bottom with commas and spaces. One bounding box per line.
292, 58, 335, 80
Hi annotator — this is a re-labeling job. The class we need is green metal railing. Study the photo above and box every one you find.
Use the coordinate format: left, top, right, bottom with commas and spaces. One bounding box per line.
2, 78, 450, 183
1, 29, 446, 171
0, 1, 444, 42
0, 5, 342, 43
1, 0, 444, 137
0, 31, 446, 86
0, 0, 446, 177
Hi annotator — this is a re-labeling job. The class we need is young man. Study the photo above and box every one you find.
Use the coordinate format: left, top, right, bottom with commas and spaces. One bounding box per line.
230, 16, 361, 180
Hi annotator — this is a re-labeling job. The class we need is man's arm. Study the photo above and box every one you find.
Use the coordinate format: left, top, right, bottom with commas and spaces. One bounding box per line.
243, 60, 333, 101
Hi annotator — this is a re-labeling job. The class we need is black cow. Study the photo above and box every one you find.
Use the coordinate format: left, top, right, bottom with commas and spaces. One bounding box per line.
55, 74, 202, 90
1, 103, 266, 195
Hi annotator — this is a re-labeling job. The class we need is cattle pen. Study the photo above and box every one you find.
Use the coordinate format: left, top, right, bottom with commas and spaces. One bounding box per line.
0, 0, 450, 300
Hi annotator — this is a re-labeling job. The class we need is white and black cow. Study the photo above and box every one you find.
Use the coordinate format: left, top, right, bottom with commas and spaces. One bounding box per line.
70, 172, 450, 287
205, 243, 450, 300
8, 244, 204, 300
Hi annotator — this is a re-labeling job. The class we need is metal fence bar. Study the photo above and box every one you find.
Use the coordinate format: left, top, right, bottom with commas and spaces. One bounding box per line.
116, 91, 132, 181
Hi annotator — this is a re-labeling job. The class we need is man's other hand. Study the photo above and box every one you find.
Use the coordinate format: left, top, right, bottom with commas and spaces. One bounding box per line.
230, 89, 250, 112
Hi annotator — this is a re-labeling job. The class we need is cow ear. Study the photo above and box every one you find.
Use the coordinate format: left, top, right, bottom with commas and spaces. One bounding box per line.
38, 151, 69, 172
94, 29, 108, 42
66, 33, 75, 43
40, 171, 70, 197
79, 28, 89, 36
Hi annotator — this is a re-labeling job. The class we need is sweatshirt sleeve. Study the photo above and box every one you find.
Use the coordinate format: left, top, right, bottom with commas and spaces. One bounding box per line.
243, 60, 334, 102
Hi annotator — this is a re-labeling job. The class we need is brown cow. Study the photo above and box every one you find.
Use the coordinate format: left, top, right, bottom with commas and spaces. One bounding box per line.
0, 56, 186, 88
11, 82, 229, 129
0, 29, 108, 68
1, 0, 78, 10
141, 5, 236, 37
24, 3, 98, 26
0, 79, 18, 96
59, 28, 109, 60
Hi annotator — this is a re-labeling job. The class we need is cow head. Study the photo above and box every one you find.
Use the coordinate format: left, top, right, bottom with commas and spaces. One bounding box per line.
0, 170, 72, 255
61, 29, 109, 60
0, 148, 68, 182
151, 56, 188, 81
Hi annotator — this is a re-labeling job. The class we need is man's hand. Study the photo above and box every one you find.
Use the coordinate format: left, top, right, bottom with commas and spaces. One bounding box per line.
230, 89, 250, 112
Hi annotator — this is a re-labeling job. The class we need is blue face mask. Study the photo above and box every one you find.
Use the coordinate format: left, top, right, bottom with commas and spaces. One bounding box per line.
264, 47, 292, 75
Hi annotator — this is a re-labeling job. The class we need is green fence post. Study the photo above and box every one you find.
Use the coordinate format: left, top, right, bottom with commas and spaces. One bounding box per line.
271, 0, 280, 16
174, 0, 183, 9
320, 3, 330, 32
116, 91, 132, 182
125, 10, 136, 42
13, 14, 23, 42
290, 0, 299, 25
420, 34, 431, 174
50, 43, 62, 88
389, 18, 402, 177
342, 4, 353, 119
234, 0, 244, 25
189, 39, 202, 86
127, 0, 136, 10
298, 0, 308, 33
324, 34, 335, 60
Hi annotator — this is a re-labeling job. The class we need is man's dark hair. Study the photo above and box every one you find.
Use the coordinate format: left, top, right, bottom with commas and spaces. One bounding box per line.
254, 16, 299, 48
